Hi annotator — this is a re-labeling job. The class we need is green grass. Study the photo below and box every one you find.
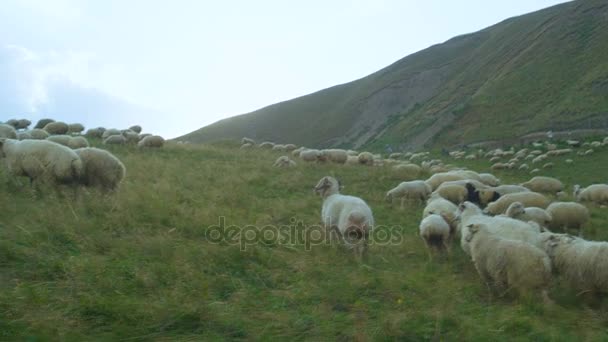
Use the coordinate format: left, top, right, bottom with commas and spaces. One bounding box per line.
1, 140, 608, 340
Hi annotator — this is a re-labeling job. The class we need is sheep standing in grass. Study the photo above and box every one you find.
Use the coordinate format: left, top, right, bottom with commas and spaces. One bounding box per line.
299, 149, 321, 162
423, 193, 459, 233
34, 118, 54, 129
43, 121, 69, 135
68, 136, 89, 149
392, 163, 421, 179
542, 234, 608, 296
17, 131, 32, 140
104, 135, 127, 145
521, 176, 564, 194
0, 124, 18, 139
314, 176, 374, 258
68, 123, 85, 134
419, 214, 452, 257
85, 127, 105, 139
29, 129, 50, 140
386, 180, 432, 209
466, 223, 552, 301
273, 156, 296, 168
433, 183, 468, 205
102, 129, 122, 139
0, 138, 83, 186
479, 173, 500, 187
574, 184, 608, 205
122, 130, 140, 144
74, 147, 126, 192
138, 135, 164, 148
484, 191, 550, 215
321, 149, 348, 164
546, 202, 589, 236
505, 202, 552, 228
46, 135, 72, 146
129, 125, 142, 134
357, 152, 374, 166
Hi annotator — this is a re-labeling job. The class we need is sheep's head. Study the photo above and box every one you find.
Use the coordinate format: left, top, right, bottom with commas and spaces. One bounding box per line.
543, 233, 576, 255
478, 189, 499, 206
314, 176, 340, 197
464, 223, 484, 242
506, 201, 525, 217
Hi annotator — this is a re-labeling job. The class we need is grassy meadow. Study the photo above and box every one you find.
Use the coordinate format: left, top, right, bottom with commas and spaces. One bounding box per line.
1, 139, 608, 340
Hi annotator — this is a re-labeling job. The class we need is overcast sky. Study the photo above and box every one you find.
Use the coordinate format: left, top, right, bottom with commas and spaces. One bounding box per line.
0, 0, 570, 138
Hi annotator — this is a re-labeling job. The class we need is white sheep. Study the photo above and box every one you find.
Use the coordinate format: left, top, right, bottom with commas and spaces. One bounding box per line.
545, 202, 589, 235
386, 180, 432, 209
423, 193, 459, 233
458, 202, 543, 256
357, 152, 374, 166
521, 176, 563, 194
542, 234, 608, 296
273, 155, 296, 168
258, 141, 275, 149
67, 123, 85, 134
0, 138, 83, 186
504, 202, 552, 228
34, 118, 54, 129
28, 129, 50, 140
314, 176, 374, 258
433, 183, 467, 205
102, 129, 122, 140
479, 173, 500, 186
68, 136, 89, 149
129, 125, 143, 134
321, 149, 348, 164
85, 127, 105, 139
345, 155, 359, 165
74, 147, 126, 192
17, 131, 32, 140
46, 135, 72, 146
465, 223, 552, 301
104, 135, 127, 145
299, 149, 321, 162
392, 163, 421, 179
419, 214, 452, 256
43, 121, 69, 135
574, 184, 608, 205
425, 172, 469, 191
477, 185, 530, 207
0, 124, 17, 139
138, 135, 164, 148
122, 130, 140, 144
484, 191, 550, 215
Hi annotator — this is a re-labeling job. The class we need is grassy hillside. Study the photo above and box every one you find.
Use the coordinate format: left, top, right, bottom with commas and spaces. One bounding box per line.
2, 140, 608, 340
179, 0, 608, 151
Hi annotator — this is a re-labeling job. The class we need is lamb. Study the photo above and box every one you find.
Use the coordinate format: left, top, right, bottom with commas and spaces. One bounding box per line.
504, 202, 552, 228
67, 123, 85, 134
43, 121, 69, 135
574, 184, 608, 205
273, 155, 296, 168
104, 135, 127, 145
458, 202, 543, 256
465, 223, 552, 301
321, 149, 348, 164
29, 129, 50, 140
385, 180, 432, 209
0, 124, 18, 139
0, 138, 83, 186
423, 193, 459, 233
479, 173, 500, 186
542, 234, 608, 296
138, 135, 164, 148
357, 152, 374, 166
545, 202, 589, 235
433, 183, 467, 205
484, 191, 550, 215
129, 125, 142, 134
521, 176, 564, 194
74, 147, 126, 192
314, 176, 374, 258
34, 118, 54, 129
419, 214, 452, 256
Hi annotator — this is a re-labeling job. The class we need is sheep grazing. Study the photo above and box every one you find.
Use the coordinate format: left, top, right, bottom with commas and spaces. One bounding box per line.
10, 119, 31, 130
484, 191, 550, 215
314, 176, 374, 258
0, 124, 18, 139
129, 125, 142, 134
122, 130, 140, 144
546, 202, 589, 236
505, 202, 552, 228
392, 163, 421, 179
425, 172, 469, 191
29, 129, 50, 140
521, 176, 564, 194
67, 123, 85, 134
574, 184, 608, 205
321, 149, 348, 164
104, 135, 127, 145
284, 144, 297, 152
68, 136, 89, 149
423, 193, 459, 233
465, 223, 552, 301
542, 234, 608, 296
85, 127, 105, 139
458, 202, 543, 256
74, 147, 126, 192
273, 155, 296, 168
34, 118, 54, 129
102, 129, 122, 139
386, 180, 432, 209
299, 149, 321, 162
0, 138, 83, 186
357, 152, 374, 166
17, 131, 32, 140
479, 173, 500, 187
138, 135, 164, 148
43, 121, 69, 135
258, 141, 275, 149
419, 214, 452, 257
46, 135, 72, 146
433, 183, 467, 205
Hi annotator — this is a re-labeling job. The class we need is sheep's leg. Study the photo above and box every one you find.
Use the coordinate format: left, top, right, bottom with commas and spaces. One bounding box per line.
400, 197, 405, 210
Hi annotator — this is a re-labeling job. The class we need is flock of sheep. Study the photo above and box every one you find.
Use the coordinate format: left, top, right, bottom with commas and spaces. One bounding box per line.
242, 135, 608, 303
0, 118, 166, 192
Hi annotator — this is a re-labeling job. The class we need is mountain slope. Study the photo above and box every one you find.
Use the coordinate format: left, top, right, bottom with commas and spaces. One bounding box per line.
179, 0, 608, 150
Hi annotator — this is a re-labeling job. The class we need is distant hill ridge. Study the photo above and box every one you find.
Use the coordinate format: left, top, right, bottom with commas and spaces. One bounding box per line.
178, 0, 608, 150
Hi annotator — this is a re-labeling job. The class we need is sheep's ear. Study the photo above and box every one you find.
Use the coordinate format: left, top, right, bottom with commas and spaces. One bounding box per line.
458, 203, 466, 211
